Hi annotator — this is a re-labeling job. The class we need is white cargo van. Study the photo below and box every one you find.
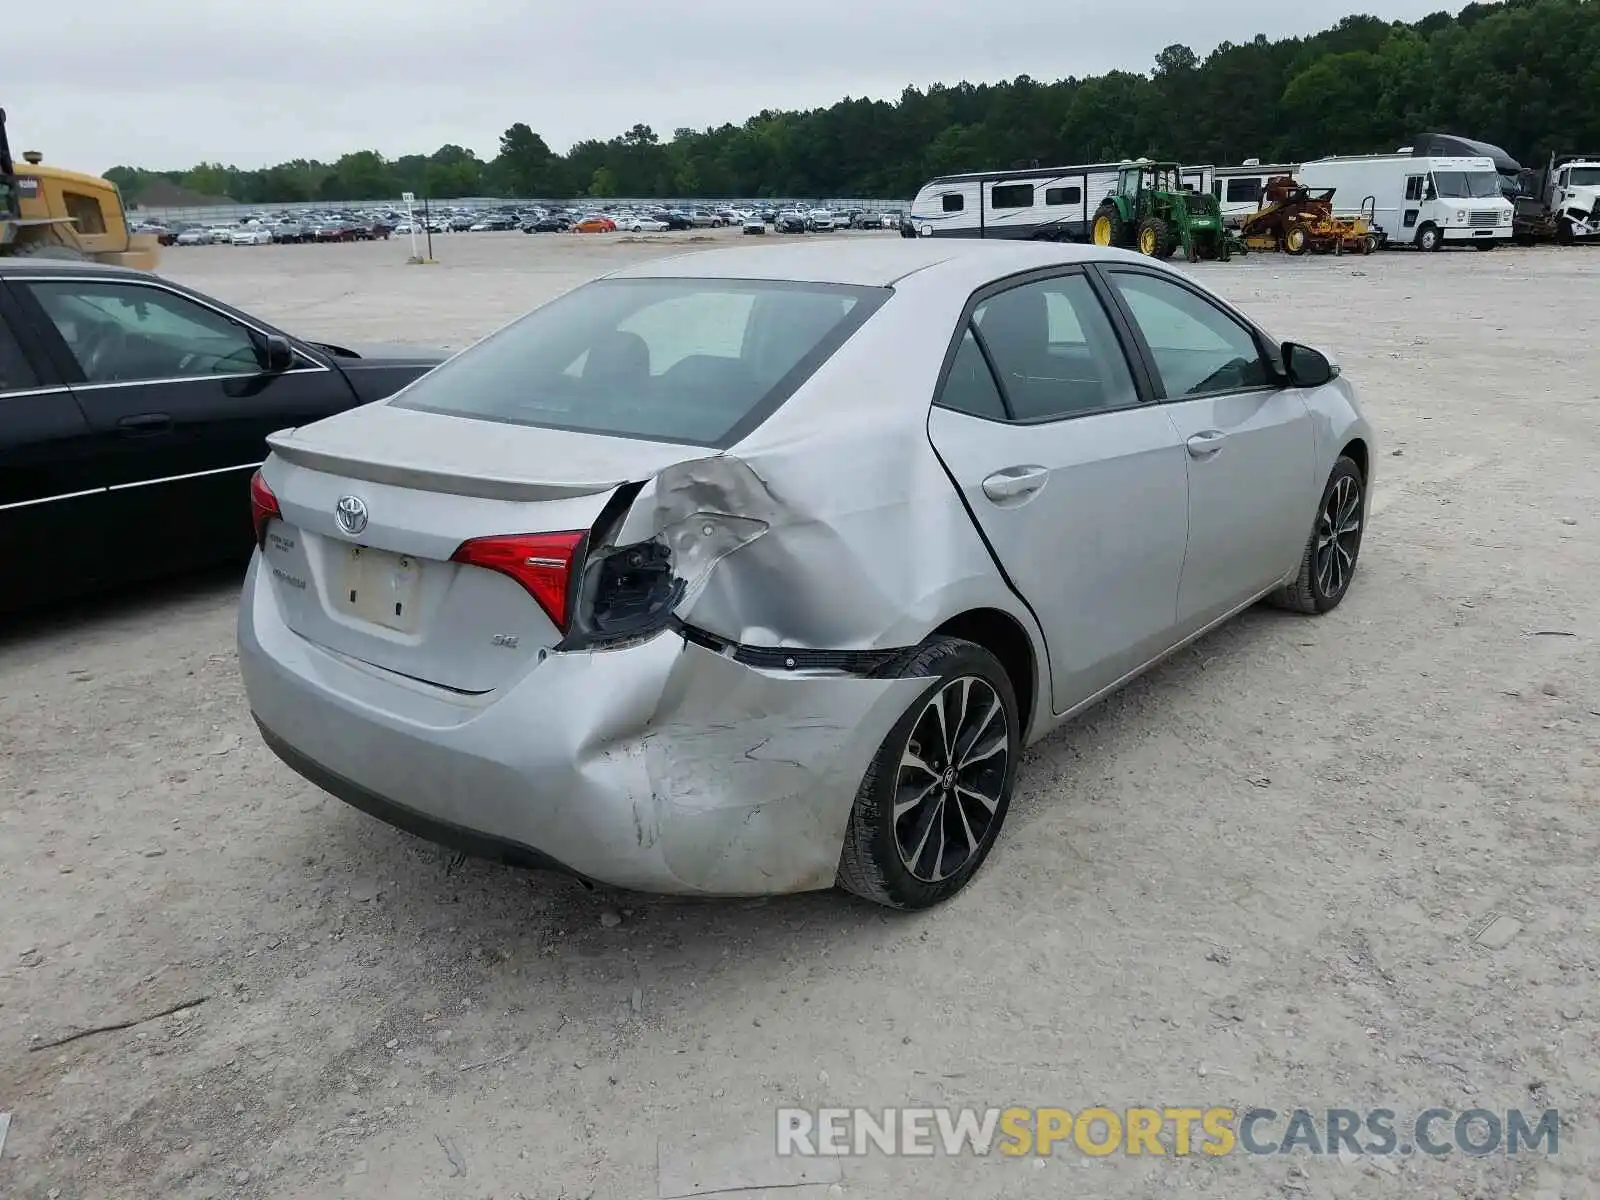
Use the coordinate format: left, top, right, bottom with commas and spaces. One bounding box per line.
1296, 153, 1514, 250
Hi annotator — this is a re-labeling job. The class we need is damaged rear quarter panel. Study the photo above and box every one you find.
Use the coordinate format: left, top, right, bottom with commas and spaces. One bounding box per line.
636, 281, 1041, 656
631, 640, 928, 893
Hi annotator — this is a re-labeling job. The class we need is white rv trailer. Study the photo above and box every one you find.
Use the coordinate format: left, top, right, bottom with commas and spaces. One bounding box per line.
904, 161, 1214, 240
1296, 152, 1514, 250
1211, 159, 1300, 224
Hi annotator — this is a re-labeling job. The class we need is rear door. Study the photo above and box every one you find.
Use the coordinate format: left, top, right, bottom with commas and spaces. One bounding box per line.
0, 282, 106, 600
13, 275, 359, 565
926, 268, 1190, 715
1098, 266, 1315, 634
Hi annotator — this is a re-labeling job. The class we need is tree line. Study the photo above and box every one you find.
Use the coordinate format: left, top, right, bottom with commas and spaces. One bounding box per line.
108, 0, 1600, 207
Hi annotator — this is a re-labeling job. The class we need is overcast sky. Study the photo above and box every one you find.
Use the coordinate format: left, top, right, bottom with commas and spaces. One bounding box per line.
15, 0, 1451, 173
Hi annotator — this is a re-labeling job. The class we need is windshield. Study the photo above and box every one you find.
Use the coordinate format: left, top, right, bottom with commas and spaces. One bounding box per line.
389, 277, 888, 447
1432, 171, 1502, 199
1567, 166, 1600, 187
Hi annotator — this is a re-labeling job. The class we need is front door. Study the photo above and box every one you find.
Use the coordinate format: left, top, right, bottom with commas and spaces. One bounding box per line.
14, 276, 356, 566
1099, 267, 1315, 634
925, 269, 1190, 714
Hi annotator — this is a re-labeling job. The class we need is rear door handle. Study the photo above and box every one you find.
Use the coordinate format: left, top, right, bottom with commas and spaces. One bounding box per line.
1185, 430, 1226, 458
981, 465, 1049, 503
118, 413, 172, 435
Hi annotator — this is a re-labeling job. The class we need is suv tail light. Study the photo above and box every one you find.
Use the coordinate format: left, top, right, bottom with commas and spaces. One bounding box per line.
451, 531, 586, 632
249, 470, 281, 547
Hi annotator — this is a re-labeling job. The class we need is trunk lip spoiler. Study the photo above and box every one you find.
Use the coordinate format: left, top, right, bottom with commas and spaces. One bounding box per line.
264, 430, 626, 502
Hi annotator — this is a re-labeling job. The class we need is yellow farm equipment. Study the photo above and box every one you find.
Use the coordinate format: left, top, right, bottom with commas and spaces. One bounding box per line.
1234, 176, 1377, 256
0, 107, 159, 267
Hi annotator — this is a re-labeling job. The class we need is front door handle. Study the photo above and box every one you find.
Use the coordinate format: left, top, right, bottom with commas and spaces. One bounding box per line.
981, 465, 1049, 503
118, 412, 172, 436
1185, 430, 1226, 458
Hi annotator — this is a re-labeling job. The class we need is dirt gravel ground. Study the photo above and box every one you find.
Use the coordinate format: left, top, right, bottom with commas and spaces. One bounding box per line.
2, 229, 1597, 1200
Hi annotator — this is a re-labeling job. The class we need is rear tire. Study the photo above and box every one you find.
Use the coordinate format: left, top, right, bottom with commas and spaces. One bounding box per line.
1268, 456, 1366, 615
1092, 206, 1125, 248
836, 638, 1020, 910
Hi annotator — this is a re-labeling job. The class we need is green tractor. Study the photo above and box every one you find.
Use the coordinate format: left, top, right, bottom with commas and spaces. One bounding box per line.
1090, 160, 1231, 262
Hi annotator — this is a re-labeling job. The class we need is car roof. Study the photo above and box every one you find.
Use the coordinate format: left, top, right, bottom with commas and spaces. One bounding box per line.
0, 258, 154, 281
603, 238, 1157, 288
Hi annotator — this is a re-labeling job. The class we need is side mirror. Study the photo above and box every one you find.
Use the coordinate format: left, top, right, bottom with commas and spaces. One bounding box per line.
260, 333, 295, 374
1281, 341, 1335, 388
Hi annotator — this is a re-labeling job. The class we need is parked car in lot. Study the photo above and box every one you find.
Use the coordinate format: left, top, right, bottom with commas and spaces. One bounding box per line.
237, 240, 1372, 909
807, 208, 837, 231
626, 217, 670, 233
0, 260, 446, 610
208, 225, 237, 244
573, 215, 617, 233
231, 225, 275, 246
273, 220, 307, 244
523, 215, 571, 232
175, 227, 213, 246
742, 215, 767, 234
775, 210, 809, 233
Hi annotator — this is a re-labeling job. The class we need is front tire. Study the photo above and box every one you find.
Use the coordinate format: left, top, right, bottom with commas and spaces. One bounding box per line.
1136, 216, 1171, 258
1269, 456, 1366, 615
837, 638, 1020, 910
1415, 223, 1441, 252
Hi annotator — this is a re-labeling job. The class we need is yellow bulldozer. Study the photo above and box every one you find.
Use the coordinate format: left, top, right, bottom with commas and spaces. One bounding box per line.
0, 107, 160, 268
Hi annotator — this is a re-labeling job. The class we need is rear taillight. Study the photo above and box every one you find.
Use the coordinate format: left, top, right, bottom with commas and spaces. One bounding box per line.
451, 531, 586, 632
249, 470, 280, 547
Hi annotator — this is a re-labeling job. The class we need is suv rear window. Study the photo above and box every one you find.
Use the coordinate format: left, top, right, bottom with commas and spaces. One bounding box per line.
390, 278, 886, 447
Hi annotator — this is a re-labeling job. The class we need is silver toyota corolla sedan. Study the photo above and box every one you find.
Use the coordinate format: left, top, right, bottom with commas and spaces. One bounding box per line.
239, 240, 1373, 910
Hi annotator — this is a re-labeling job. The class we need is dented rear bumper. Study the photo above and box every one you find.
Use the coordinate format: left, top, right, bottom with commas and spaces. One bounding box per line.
238, 555, 925, 895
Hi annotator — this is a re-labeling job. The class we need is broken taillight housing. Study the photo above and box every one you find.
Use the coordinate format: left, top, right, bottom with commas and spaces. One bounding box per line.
450, 530, 587, 632
568, 513, 767, 647
249, 470, 281, 548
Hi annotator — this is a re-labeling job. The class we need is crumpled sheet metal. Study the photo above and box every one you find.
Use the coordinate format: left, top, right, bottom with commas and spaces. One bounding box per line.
634, 441, 1022, 653
615, 275, 1043, 656
240, 562, 924, 895
613, 638, 927, 894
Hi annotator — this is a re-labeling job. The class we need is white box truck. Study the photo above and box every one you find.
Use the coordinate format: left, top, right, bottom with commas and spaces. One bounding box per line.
1296, 152, 1514, 250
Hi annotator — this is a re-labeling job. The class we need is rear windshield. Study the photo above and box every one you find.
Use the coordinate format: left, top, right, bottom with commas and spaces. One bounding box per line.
390, 277, 886, 446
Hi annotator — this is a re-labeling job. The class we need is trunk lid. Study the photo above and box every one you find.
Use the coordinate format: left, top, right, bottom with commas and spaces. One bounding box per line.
259, 405, 703, 693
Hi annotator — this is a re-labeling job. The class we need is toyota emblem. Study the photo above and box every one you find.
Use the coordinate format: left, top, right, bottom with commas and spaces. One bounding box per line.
334, 495, 369, 537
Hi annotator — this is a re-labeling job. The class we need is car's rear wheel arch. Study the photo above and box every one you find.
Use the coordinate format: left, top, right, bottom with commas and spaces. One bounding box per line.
929, 609, 1037, 737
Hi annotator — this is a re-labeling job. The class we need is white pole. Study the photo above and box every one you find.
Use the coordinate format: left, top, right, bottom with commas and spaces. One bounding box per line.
402, 191, 419, 260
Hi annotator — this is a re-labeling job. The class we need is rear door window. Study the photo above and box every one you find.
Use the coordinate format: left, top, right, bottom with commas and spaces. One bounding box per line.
391, 278, 887, 447
971, 273, 1139, 420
